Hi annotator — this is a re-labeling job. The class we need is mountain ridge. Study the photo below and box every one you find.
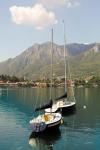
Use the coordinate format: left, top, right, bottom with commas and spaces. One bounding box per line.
0, 42, 100, 79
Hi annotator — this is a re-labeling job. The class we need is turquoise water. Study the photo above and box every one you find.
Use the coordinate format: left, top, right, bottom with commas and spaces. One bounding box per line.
0, 87, 100, 150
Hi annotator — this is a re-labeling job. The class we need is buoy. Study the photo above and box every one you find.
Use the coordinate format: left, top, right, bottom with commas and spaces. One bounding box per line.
83, 105, 86, 109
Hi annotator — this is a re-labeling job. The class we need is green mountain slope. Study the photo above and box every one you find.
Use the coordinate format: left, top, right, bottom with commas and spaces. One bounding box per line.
0, 42, 99, 79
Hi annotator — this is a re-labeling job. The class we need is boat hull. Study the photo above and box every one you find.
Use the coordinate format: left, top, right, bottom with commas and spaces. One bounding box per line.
47, 119, 61, 130
58, 102, 76, 115
45, 102, 76, 115
29, 113, 62, 134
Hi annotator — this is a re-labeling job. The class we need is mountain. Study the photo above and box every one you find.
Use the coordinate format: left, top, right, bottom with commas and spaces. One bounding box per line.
70, 43, 100, 77
0, 42, 100, 79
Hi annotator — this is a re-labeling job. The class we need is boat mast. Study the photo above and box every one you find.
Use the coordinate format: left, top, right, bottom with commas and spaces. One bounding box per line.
50, 28, 53, 100
63, 21, 67, 93
63, 21, 75, 101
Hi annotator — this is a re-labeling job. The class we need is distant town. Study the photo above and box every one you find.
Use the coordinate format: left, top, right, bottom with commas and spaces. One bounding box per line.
0, 74, 100, 88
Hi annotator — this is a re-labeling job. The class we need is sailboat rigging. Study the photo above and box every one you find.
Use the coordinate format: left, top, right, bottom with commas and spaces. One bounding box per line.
29, 29, 62, 133
45, 21, 76, 114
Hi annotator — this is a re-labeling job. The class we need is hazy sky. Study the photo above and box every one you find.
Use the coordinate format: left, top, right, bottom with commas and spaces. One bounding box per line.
0, 0, 100, 61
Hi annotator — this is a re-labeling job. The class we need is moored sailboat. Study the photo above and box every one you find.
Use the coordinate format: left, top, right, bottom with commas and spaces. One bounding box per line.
29, 29, 62, 133
45, 21, 76, 114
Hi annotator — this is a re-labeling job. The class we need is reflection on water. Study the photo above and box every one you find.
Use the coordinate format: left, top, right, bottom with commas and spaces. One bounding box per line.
67, 87, 76, 102
29, 129, 61, 150
0, 87, 100, 150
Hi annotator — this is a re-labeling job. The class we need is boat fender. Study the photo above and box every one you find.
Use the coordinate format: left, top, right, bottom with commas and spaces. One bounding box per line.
61, 118, 63, 124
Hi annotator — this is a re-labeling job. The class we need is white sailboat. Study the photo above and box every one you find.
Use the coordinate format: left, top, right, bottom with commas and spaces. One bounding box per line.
29, 29, 62, 133
45, 21, 76, 114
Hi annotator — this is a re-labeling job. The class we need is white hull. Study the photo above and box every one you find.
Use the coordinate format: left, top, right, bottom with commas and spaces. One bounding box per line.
45, 100, 76, 113
30, 113, 62, 133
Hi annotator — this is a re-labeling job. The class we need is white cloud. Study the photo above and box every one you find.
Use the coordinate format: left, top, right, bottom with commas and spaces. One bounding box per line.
39, 0, 79, 8
39, 0, 65, 6
9, 4, 58, 29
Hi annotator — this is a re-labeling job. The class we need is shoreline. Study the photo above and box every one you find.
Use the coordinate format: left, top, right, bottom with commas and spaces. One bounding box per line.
0, 82, 100, 88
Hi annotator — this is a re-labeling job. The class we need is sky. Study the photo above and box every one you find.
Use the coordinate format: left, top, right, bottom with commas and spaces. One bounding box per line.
0, 0, 100, 62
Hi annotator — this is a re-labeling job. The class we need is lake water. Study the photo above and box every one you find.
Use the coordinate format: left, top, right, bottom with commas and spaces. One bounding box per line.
0, 87, 100, 150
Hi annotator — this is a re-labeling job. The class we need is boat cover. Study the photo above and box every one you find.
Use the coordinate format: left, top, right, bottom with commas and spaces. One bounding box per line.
35, 99, 53, 111
54, 92, 67, 101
